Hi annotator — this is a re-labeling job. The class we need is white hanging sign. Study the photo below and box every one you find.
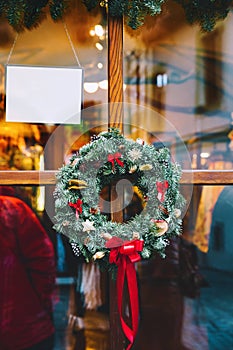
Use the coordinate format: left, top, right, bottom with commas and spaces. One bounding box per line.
5, 64, 83, 124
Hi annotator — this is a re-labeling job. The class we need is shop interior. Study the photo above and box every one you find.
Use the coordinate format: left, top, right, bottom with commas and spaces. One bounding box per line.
1, 1, 233, 349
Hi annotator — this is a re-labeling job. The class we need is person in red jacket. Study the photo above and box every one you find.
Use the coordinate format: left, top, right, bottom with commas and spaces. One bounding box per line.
0, 195, 56, 350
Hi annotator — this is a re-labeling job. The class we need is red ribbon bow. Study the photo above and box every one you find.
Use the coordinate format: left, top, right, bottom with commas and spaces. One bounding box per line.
68, 199, 83, 218
156, 180, 169, 202
106, 237, 144, 350
107, 152, 124, 171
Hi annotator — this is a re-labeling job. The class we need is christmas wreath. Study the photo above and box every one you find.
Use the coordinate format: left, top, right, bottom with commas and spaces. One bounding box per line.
54, 128, 185, 271
54, 127, 186, 349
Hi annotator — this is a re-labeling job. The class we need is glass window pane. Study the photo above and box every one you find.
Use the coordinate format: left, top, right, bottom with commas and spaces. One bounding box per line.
123, 5, 233, 350
123, 6, 233, 171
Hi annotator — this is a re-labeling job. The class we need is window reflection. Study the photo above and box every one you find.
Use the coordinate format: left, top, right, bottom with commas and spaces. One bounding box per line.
123, 11, 233, 171
123, 7, 233, 350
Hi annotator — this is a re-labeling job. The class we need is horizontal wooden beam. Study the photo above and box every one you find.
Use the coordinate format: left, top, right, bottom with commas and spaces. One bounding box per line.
181, 169, 233, 185
0, 170, 233, 186
0, 170, 56, 185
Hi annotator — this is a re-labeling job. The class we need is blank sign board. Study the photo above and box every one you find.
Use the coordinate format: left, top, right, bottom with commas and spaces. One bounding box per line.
5, 65, 83, 124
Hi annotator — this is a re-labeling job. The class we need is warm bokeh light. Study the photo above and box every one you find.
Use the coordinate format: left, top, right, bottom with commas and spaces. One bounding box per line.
98, 80, 108, 90
84, 82, 99, 93
94, 24, 104, 37
97, 62, 103, 69
95, 42, 104, 51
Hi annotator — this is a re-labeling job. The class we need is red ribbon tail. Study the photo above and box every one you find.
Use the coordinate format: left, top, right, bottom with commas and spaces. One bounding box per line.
117, 256, 139, 349
116, 158, 124, 167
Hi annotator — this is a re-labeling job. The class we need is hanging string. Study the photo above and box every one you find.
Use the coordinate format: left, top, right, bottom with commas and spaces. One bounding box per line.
6, 34, 19, 65
63, 21, 81, 67
6, 23, 81, 67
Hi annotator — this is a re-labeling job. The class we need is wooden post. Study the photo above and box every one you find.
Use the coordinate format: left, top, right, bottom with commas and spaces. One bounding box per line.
108, 14, 125, 350
108, 15, 124, 131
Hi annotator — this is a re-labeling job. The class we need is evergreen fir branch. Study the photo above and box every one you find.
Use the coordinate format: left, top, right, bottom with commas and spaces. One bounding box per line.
82, 0, 99, 12
24, 0, 48, 30
0, 0, 232, 31
125, 0, 164, 29
5, 0, 26, 32
50, 0, 69, 21
174, 0, 232, 32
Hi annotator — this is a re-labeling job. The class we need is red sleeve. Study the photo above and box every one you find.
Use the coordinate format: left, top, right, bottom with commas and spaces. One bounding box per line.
15, 199, 56, 314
